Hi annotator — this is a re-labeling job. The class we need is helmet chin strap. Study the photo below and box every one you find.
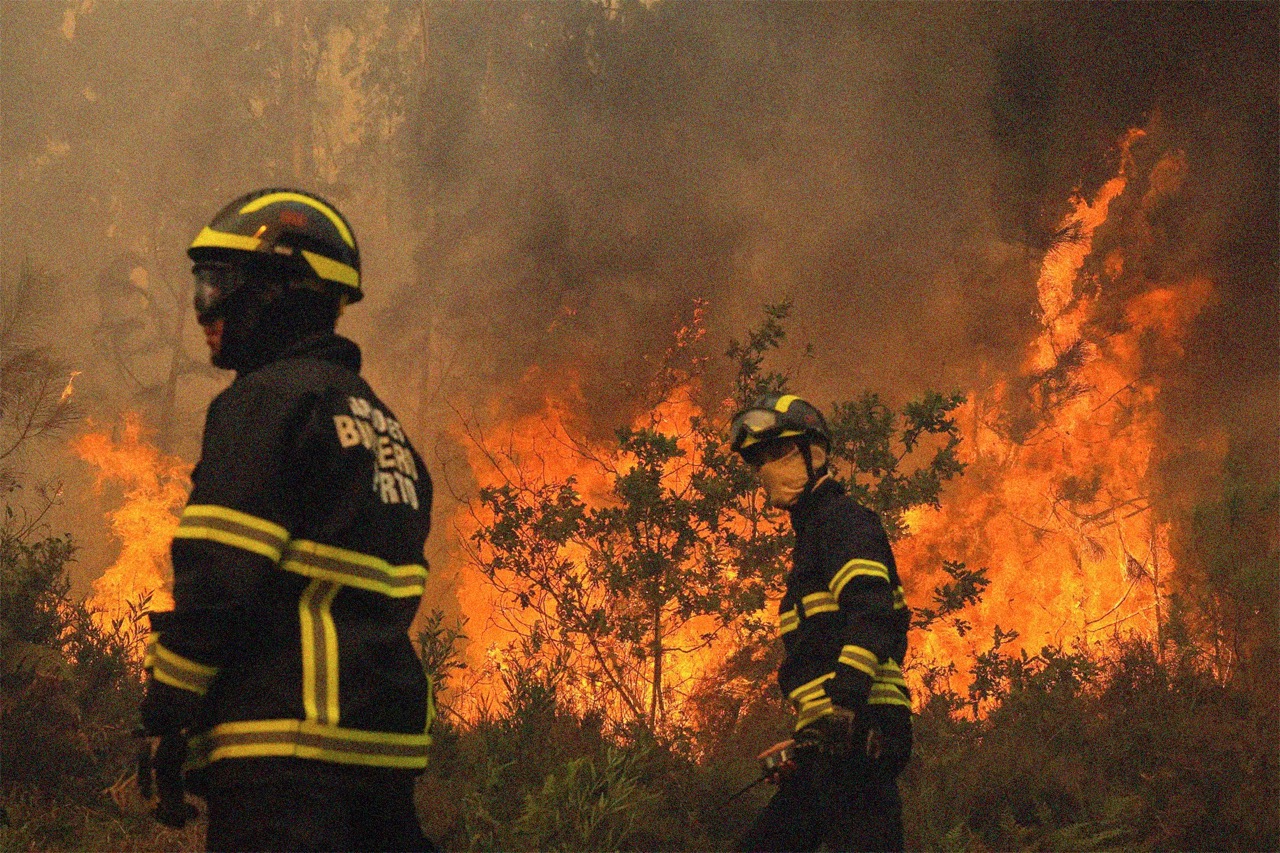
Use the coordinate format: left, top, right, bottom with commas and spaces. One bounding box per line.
796, 442, 830, 501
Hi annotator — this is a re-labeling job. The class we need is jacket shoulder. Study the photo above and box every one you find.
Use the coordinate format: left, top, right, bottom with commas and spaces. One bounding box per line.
815, 490, 884, 533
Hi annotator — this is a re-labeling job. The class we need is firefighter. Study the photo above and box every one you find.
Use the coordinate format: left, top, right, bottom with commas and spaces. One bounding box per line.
730, 393, 913, 853
136, 189, 436, 851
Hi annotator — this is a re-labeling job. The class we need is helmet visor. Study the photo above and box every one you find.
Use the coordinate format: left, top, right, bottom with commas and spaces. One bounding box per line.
729, 408, 782, 451
192, 263, 242, 324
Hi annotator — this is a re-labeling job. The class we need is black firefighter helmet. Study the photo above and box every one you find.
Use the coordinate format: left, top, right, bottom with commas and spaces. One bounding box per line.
729, 392, 831, 458
188, 188, 361, 322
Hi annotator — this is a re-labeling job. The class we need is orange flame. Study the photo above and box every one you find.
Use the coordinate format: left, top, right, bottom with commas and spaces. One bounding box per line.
449, 348, 761, 730
448, 130, 1218, 727
898, 130, 1219, 700
71, 414, 191, 636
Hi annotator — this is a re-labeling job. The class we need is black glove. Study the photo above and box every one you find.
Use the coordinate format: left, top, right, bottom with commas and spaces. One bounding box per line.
795, 706, 859, 757
137, 679, 201, 828
137, 732, 198, 828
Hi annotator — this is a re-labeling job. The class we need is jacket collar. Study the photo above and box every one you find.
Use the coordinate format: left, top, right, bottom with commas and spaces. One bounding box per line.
787, 475, 843, 529
241, 332, 362, 376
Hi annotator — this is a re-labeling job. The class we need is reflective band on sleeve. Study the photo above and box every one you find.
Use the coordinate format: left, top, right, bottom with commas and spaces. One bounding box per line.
893, 585, 907, 610
787, 671, 836, 703
794, 696, 834, 731
173, 505, 289, 562
801, 590, 839, 617
281, 540, 427, 597
150, 641, 219, 696
830, 558, 891, 599
201, 719, 432, 770
838, 644, 880, 678
779, 607, 800, 635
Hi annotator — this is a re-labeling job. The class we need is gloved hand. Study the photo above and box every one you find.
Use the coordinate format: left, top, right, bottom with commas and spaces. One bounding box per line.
136, 732, 199, 828
136, 679, 201, 828
756, 739, 799, 784
795, 705, 859, 757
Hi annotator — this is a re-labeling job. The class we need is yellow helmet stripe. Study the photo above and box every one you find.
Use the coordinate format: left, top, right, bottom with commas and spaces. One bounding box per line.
774, 394, 800, 412
238, 192, 356, 249
302, 250, 360, 289
190, 226, 261, 253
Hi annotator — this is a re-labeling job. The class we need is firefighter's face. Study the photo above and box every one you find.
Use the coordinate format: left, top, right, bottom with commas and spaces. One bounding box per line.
202, 318, 225, 360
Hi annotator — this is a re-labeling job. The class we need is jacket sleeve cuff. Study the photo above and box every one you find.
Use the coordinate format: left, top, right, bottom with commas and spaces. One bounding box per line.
144, 635, 220, 697
827, 644, 877, 708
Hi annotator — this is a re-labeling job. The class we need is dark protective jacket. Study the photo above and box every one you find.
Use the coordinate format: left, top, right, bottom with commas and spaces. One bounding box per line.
143, 334, 435, 771
777, 477, 911, 732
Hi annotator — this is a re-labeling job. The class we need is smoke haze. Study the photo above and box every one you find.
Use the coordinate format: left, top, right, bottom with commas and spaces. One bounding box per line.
2, 1, 1275, 596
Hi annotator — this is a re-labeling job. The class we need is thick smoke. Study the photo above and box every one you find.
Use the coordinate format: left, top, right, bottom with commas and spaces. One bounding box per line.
1, 2, 1275, 596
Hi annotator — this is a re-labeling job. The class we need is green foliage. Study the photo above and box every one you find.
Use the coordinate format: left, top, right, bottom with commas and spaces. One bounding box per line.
914, 560, 990, 636
416, 608, 469, 718
1174, 465, 1279, 696
724, 301, 803, 406
472, 746, 659, 852
469, 306, 794, 733
0, 513, 177, 851
0, 517, 144, 793
827, 388, 967, 541
905, 633, 1278, 852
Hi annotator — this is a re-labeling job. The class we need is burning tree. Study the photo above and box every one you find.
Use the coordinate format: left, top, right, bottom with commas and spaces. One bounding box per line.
461, 302, 966, 735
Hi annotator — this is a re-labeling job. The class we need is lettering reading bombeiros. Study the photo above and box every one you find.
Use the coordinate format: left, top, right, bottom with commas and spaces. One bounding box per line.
332, 397, 421, 509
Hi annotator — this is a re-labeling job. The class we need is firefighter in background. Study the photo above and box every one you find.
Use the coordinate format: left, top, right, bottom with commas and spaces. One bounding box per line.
730, 393, 913, 852
136, 189, 436, 851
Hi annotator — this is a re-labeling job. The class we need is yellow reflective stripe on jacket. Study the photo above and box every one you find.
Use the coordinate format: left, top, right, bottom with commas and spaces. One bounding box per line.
143, 633, 159, 670
830, 558, 891, 599
868, 682, 911, 708
789, 672, 836, 730
838, 644, 879, 678
281, 540, 426, 598
893, 585, 907, 611
149, 640, 219, 696
195, 719, 432, 770
787, 671, 835, 704
779, 607, 800, 635
875, 659, 908, 689
801, 590, 839, 617
869, 658, 910, 707
300, 579, 342, 725
173, 504, 289, 562
794, 696, 834, 731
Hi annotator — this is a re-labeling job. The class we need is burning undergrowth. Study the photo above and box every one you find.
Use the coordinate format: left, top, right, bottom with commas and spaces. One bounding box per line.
71, 413, 190, 640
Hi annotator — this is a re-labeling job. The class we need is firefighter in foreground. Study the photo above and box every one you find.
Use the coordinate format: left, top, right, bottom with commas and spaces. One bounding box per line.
731, 393, 913, 852
136, 189, 436, 851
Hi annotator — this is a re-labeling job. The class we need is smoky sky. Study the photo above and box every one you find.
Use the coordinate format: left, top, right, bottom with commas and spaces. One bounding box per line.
1, 2, 1276, 587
